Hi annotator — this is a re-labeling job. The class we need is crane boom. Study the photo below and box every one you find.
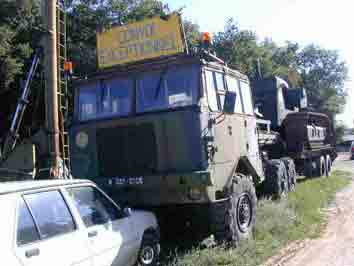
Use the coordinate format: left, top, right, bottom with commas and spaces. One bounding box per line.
1, 48, 43, 160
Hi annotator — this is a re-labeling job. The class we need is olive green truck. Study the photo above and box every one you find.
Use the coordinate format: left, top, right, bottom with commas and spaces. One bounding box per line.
69, 15, 336, 244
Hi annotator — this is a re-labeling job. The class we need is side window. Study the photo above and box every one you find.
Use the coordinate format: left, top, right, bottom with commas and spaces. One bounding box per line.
226, 76, 243, 114
24, 191, 76, 240
205, 70, 218, 111
239, 81, 254, 115
214, 72, 226, 109
17, 199, 40, 246
67, 186, 122, 228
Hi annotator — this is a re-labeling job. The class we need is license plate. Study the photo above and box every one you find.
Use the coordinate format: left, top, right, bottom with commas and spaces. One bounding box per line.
108, 176, 144, 185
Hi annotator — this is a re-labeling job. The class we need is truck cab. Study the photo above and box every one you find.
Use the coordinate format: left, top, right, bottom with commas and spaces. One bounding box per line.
70, 54, 263, 208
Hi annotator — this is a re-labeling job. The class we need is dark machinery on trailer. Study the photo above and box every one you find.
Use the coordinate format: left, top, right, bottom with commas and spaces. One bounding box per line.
253, 77, 336, 187
69, 15, 336, 244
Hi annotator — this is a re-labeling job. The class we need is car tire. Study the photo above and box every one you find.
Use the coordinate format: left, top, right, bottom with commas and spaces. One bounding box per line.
136, 232, 160, 266
212, 175, 256, 246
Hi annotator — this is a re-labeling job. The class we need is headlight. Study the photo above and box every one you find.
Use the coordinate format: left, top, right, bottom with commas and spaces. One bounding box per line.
76, 131, 89, 149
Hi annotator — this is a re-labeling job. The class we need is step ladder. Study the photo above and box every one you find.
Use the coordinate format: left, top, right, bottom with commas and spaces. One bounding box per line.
56, 1, 71, 178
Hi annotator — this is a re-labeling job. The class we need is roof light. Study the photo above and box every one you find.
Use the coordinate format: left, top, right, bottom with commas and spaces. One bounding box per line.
63, 61, 73, 75
201, 32, 211, 43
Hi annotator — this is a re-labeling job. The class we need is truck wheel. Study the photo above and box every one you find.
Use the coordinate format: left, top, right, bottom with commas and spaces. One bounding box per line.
314, 156, 326, 177
264, 160, 288, 198
281, 157, 297, 192
325, 154, 332, 177
137, 233, 160, 266
212, 175, 256, 246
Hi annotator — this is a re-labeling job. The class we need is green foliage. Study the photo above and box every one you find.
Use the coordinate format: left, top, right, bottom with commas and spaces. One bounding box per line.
296, 45, 348, 115
165, 171, 351, 266
335, 124, 346, 143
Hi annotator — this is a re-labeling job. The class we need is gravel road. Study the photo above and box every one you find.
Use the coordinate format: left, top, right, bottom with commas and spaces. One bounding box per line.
265, 153, 354, 266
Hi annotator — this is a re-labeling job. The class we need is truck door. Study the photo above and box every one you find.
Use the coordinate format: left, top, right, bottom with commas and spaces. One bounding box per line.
239, 80, 263, 176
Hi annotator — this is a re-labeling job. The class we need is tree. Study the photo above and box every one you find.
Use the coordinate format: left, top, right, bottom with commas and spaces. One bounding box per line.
0, 0, 42, 138
296, 45, 348, 116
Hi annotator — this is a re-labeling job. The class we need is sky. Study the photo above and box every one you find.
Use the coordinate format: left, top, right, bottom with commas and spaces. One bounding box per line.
164, 0, 354, 128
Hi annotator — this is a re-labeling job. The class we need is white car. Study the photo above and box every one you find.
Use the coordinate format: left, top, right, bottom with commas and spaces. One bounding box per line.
0, 179, 160, 266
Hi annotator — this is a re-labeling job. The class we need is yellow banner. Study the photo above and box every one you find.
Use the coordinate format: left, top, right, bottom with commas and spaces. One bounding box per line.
96, 14, 185, 68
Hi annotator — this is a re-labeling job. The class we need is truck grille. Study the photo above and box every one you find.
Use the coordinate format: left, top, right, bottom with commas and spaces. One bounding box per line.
97, 123, 157, 176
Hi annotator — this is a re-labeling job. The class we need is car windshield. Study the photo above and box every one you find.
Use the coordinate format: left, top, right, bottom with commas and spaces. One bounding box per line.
136, 64, 199, 113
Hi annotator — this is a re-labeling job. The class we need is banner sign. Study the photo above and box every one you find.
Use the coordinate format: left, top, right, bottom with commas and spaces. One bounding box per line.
96, 14, 185, 68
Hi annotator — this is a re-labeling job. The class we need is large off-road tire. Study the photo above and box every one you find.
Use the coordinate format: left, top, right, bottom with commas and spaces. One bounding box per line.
136, 232, 160, 266
212, 175, 257, 246
281, 157, 297, 192
325, 154, 332, 177
314, 156, 326, 177
264, 159, 288, 199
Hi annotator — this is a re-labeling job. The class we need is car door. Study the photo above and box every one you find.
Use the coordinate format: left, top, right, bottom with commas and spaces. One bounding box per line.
66, 186, 139, 266
14, 190, 92, 266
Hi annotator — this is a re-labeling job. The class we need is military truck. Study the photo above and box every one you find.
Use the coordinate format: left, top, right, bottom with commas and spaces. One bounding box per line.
69, 14, 336, 243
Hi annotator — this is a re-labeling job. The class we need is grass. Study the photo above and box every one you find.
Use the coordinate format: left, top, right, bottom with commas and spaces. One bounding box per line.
164, 170, 351, 266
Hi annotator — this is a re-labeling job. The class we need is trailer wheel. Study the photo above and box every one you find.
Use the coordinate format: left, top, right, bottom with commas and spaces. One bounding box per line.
315, 156, 326, 177
264, 159, 288, 199
281, 157, 297, 192
212, 175, 256, 246
325, 154, 332, 177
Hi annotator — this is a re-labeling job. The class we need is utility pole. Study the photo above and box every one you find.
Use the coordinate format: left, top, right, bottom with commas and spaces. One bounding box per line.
42, 0, 60, 178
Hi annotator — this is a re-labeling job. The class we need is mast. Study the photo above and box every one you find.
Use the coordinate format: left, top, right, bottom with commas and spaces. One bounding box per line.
43, 0, 60, 178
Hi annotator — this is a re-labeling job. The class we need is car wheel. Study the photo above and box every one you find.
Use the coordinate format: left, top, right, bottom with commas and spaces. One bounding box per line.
137, 233, 160, 266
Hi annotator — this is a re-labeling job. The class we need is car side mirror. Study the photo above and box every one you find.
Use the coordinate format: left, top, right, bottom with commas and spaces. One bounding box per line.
223, 91, 237, 114
123, 207, 132, 217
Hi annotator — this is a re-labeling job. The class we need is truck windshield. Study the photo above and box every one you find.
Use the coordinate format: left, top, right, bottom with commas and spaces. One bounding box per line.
77, 64, 199, 121
78, 77, 133, 121
136, 64, 199, 113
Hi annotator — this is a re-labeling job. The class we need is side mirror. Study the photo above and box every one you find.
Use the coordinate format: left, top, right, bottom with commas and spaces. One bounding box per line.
123, 207, 132, 217
223, 91, 237, 114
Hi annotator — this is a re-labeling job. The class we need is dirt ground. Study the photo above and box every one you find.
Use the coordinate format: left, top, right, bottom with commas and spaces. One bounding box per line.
265, 153, 354, 266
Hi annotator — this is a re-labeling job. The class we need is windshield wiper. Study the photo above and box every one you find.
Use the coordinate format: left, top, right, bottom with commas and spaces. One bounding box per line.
154, 67, 169, 99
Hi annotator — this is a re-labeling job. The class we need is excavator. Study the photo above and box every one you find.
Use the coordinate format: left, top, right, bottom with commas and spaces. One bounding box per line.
0, 0, 71, 181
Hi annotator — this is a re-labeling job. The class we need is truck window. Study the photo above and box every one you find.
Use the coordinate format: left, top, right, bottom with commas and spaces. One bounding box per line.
239, 81, 254, 115
205, 70, 218, 111
78, 78, 133, 121
102, 78, 133, 117
214, 72, 226, 109
78, 82, 98, 121
136, 64, 198, 113
226, 76, 243, 114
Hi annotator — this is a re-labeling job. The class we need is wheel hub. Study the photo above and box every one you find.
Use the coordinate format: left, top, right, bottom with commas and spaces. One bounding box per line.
140, 246, 154, 265
237, 194, 252, 233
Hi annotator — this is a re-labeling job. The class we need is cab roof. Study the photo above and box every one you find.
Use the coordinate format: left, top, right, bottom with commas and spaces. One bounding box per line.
75, 53, 249, 86
0, 179, 92, 196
